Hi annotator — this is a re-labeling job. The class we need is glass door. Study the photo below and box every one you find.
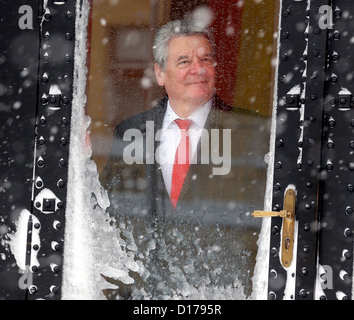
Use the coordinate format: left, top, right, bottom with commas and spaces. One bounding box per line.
84, 0, 278, 300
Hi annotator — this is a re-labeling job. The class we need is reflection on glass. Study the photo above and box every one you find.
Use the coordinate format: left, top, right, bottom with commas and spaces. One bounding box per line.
86, 0, 277, 299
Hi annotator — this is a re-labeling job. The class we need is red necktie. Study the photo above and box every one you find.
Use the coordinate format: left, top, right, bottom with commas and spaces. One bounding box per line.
170, 119, 192, 210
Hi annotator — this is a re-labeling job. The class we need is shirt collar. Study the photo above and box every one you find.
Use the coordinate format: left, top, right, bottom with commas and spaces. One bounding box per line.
162, 99, 212, 130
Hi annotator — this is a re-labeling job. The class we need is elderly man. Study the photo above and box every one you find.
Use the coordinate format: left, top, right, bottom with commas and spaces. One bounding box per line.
103, 20, 238, 214
101, 19, 261, 299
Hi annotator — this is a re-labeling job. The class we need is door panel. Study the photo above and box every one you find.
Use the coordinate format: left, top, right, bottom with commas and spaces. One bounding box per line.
317, 0, 354, 300
258, 0, 354, 300
0, 0, 40, 299
0, 0, 76, 300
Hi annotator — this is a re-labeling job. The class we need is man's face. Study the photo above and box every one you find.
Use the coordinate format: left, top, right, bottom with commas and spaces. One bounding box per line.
155, 35, 216, 113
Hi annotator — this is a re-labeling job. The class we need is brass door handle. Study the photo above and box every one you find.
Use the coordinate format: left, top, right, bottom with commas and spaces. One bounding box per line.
252, 188, 296, 268
252, 209, 292, 219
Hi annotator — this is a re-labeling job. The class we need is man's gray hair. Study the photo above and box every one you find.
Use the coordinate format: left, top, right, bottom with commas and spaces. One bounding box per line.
153, 19, 213, 70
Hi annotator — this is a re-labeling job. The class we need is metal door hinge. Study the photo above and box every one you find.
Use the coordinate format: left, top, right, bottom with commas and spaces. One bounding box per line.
252, 188, 296, 268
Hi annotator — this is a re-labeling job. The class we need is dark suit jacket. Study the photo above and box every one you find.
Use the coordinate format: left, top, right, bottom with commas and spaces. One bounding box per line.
101, 95, 248, 224
100, 95, 266, 297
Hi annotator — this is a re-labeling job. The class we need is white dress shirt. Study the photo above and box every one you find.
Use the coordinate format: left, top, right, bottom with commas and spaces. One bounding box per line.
158, 99, 212, 196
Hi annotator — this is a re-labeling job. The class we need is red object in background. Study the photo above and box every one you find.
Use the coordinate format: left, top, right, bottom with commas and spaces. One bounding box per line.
209, 0, 243, 105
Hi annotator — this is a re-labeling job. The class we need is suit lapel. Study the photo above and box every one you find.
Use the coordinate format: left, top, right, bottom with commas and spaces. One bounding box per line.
150, 95, 232, 210
149, 97, 172, 212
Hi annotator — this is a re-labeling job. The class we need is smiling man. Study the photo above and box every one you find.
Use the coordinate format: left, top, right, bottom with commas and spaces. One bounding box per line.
154, 33, 216, 117
103, 19, 237, 212
101, 18, 260, 299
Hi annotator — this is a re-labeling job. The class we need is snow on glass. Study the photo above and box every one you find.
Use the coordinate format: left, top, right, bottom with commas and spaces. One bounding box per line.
67, 1, 265, 300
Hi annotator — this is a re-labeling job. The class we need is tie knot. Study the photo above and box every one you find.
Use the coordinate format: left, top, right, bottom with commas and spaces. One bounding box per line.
175, 118, 192, 130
